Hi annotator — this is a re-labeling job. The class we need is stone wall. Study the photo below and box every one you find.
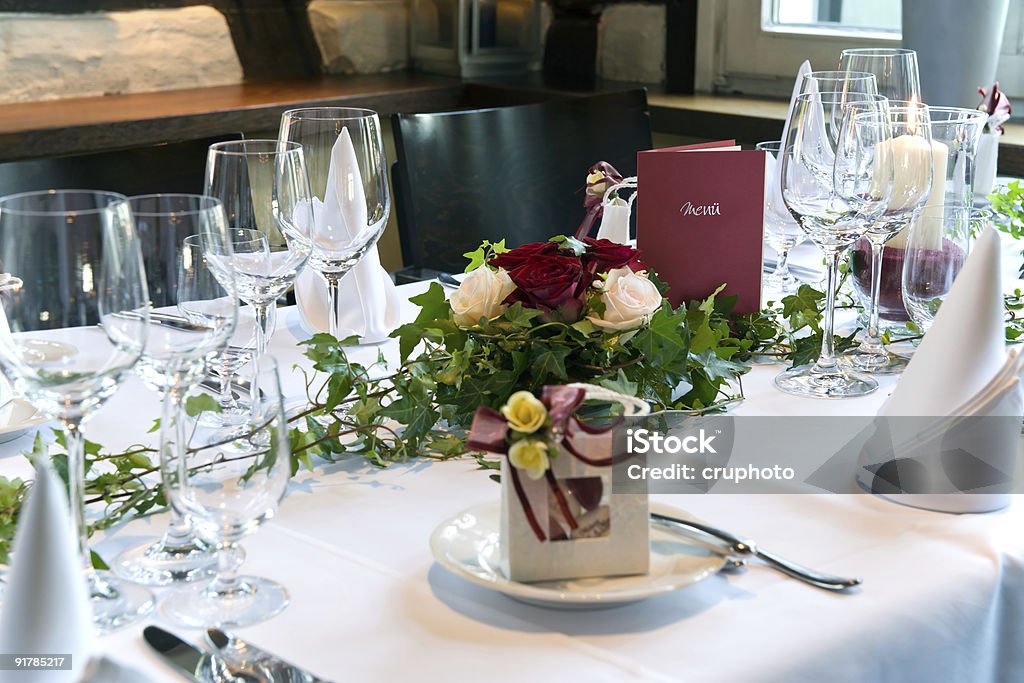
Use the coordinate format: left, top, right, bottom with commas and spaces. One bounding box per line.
0, 6, 243, 103
597, 3, 665, 83
309, 0, 409, 75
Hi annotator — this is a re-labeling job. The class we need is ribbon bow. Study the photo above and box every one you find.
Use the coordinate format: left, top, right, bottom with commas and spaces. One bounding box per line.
575, 161, 625, 239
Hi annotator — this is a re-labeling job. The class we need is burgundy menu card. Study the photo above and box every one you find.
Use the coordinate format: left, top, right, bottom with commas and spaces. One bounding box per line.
637, 140, 765, 314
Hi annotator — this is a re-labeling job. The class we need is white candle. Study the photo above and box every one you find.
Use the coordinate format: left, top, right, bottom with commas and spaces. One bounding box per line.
889, 140, 948, 250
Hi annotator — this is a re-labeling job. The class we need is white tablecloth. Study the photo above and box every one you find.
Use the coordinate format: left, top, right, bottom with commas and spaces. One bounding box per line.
2, 282, 1023, 682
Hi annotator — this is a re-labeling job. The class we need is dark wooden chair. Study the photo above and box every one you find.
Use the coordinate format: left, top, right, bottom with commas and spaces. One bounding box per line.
391, 89, 652, 278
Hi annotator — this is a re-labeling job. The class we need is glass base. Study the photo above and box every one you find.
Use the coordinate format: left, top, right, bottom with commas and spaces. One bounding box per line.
91, 571, 155, 633
766, 268, 799, 294
840, 349, 909, 376
112, 536, 218, 586
774, 363, 878, 399
160, 575, 289, 629
199, 403, 252, 429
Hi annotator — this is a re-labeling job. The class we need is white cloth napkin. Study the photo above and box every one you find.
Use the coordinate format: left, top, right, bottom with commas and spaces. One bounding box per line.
596, 197, 630, 244
295, 127, 400, 343
0, 461, 93, 681
855, 228, 1023, 512
764, 61, 813, 217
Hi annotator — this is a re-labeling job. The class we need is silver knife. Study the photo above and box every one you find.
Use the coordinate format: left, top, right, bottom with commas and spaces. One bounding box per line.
144, 625, 274, 682
207, 629, 334, 683
650, 512, 861, 592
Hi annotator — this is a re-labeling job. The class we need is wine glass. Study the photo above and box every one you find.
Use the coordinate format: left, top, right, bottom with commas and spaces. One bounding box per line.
842, 102, 933, 375
775, 93, 894, 398
799, 71, 878, 142
924, 107, 988, 209
757, 140, 804, 293
113, 195, 237, 587
279, 107, 391, 340
839, 48, 921, 102
902, 205, 982, 334
0, 190, 153, 630
205, 140, 313, 367
160, 354, 291, 628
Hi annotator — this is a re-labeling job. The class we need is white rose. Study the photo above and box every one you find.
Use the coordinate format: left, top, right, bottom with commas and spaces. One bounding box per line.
450, 266, 516, 327
587, 267, 661, 332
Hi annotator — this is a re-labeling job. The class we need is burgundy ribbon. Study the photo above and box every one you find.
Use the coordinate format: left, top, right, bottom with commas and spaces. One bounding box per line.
467, 386, 627, 542
575, 161, 624, 239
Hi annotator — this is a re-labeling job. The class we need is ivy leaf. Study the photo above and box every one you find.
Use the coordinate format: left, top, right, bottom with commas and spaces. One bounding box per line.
632, 302, 688, 368
781, 285, 824, 319
380, 382, 440, 444
530, 344, 572, 382
503, 302, 542, 328
90, 550, 109, 570
410, 282, 451, 326
185, 393, 222, 417
463, 246, 487, 272
599, 369, 639, 396
691, 349, 747, 382
427, 435, 466, 457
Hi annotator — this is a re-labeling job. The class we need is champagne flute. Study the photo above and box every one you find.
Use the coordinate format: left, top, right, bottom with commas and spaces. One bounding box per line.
839, 48, 921, 102
205, 140, 313, 367
160, 355, 291, 628
279, 107, 391, 340
775, 93, 894, 398
842, 102, 933, 375
0, 190, 153, 630
113, 195, 237, 587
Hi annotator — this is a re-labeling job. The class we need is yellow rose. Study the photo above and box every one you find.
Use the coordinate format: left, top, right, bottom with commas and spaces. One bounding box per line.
501, 391, 547, 434
508, 439, 550, 480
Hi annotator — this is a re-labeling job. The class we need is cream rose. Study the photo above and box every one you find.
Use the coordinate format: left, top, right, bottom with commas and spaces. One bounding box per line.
450, 266, 516, 327
501, 391, 547, 434
508, 439, 550, 480
588, 267, 661, 332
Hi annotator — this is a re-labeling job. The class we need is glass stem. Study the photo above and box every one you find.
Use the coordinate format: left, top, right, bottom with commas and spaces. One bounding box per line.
814, 249, 840, 373
63, 417, 93, 576
775, 246, 792, 281
159, 386, 195, 549
323, 272, 342, 340
208, 541, 245, 596
218, 358, 236, 412
250, 303, 274, 409
860, 236, 887, 354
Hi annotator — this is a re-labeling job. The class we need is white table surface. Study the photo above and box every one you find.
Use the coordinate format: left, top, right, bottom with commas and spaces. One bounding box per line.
2, 281, 1023, 683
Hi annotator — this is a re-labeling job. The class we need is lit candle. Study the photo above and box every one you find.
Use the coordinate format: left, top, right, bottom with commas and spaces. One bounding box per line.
888, 139, 948, 250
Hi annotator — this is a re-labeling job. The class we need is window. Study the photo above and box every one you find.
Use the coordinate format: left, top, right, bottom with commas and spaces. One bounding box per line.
696, 0, 1024, 102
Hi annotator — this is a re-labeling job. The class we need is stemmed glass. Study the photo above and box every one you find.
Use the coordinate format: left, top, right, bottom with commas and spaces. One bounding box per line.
279, 107, 391, 339
775, 93, 895, 398
902, 205, 981, 334
757, 140, 804, 293
205, 140, 313, 392
799, 71, 878, 142
181, 234, 260, 425
113, 195, 237, 587
160, 355, 291, 628
0, 190, 153, 630
842, 102, 933, 375
839, 48, 921, 102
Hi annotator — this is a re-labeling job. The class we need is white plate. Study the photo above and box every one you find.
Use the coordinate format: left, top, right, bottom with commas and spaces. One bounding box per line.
430, 502, 725, 610
0, 399, 48, 444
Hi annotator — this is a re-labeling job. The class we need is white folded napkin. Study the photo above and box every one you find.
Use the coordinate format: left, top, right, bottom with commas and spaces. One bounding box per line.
295, 127, 400, 343
764, 61, 813, 215
882, 228, 1007, 417
855, 228, 1022, 512
596, 197, 630, 244
0, 461, 93, 681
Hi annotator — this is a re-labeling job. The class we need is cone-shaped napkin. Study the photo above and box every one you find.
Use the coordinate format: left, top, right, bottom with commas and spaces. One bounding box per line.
855, 228, 1021, 513
883, 227, 1007, 417
764, 60, 813, 217
295, 127, 401, 343
0, 461, 94, 681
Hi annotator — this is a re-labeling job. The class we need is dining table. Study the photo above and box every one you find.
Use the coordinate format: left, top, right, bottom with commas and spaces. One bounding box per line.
1, 278, 1023, 682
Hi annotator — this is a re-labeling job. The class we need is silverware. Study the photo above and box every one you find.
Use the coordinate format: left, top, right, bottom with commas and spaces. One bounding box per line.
651, 512, 861, 592
437, 272, 462, 289
144, 625, 273, 683
207, 628, 333, 683
109, 310, 212, 333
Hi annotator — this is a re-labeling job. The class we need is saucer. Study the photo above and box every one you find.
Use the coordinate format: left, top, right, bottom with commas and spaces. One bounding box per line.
0, 399, 48, 444
430, 502, 724, 610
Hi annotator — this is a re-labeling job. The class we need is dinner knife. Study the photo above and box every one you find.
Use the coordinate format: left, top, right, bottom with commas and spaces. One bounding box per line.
144, 625, 273, 682
207, 629, 334, 683
650, 512, 861, 592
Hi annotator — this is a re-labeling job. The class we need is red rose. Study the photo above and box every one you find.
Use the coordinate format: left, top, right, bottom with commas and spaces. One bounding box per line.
505, 253, 586, 320
581, 238, 645, 276
489, 241, 560, 272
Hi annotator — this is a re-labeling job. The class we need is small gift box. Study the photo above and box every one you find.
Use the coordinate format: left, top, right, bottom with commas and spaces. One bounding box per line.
469, 383, 651, 583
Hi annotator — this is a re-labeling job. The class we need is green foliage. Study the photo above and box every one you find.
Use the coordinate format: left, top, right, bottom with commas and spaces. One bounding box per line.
989, 181, 1024, 277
